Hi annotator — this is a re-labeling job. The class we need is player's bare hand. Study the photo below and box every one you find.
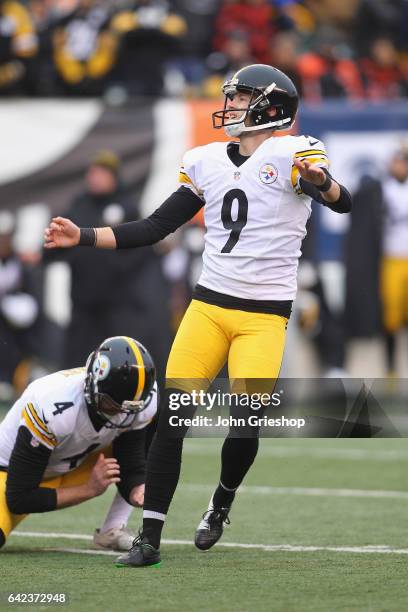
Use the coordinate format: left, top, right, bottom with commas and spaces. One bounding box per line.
87, 454, 121, 497
44, 216, 80, 249
293, 158, 326, 186
129, 483, 145, 507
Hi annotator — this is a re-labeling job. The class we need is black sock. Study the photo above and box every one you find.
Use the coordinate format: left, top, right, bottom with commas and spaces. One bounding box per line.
142, 389, 195, 548
142, 434, 184, 548
213, 482, 236, 509
142, 519, 164, 549
385, 332, 396, 372
212, 437, 259, 508
0, 528, 5, 549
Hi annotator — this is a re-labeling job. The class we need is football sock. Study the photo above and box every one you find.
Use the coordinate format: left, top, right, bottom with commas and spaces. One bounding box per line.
385, 332, 396, 373
142, 435, 184, 548
144, 417, 157, 456
212, 482, 236, 509
100, 491, 134, 533
218, 436, 259, 492
142, 388, 194, 548
142, 519, 164, 549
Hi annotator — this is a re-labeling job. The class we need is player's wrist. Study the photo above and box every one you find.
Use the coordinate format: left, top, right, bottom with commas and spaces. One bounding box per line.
79, 483, 98, 500
56, 484, 96, 508
316, 175, 332, 192
79, 227, 97, 247
83, 481, 101, 498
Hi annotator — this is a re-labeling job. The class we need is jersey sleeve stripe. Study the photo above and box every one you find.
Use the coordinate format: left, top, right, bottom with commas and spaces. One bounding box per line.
22, 409, 57, 448
294, 149, 327, 157
178, 170, 193, 185
123, 336, 145, 401
293, 155, 330, 166
26, 402, 54, 437
294, 154, 329, 164
178, 167, 204, 200
294, 155, 329, 166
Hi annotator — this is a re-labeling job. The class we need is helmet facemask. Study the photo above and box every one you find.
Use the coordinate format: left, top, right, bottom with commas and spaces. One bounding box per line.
97, 380, 151, 429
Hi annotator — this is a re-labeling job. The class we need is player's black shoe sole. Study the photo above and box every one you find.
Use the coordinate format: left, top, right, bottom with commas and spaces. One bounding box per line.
115, 531, 161, 568
194, 507, 231, 551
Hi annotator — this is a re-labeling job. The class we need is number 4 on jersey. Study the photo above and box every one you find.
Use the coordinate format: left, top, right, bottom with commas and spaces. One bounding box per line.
53, 402, 74, 416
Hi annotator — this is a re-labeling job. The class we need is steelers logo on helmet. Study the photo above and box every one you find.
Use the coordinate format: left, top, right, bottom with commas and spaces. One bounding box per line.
259, 163, 278, 184
92, 353, 111, 381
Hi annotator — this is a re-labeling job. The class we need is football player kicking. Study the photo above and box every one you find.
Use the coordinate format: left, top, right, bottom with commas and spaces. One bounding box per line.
44, 64, 352, 567
0, 336, 157, 553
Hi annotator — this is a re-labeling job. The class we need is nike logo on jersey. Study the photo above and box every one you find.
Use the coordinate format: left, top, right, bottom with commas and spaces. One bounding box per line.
308, 138, 319, 146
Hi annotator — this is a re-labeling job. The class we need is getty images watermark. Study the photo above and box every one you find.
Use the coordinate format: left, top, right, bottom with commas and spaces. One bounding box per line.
168, 390, 306, 429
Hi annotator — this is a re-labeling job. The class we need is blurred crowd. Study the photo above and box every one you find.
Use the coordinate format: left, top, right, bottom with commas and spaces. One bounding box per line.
0, 0, 407, 100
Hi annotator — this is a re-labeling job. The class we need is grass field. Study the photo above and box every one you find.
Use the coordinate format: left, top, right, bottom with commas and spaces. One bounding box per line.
2, 437, 408, 612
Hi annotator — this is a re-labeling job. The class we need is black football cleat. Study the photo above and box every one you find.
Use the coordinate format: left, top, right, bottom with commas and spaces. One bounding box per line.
115, 531, 161, 568
194, 507, 231, 551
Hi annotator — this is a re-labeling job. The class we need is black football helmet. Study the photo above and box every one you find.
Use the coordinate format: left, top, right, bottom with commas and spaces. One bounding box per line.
84, 336, 156, 429
212, 64, 298, 137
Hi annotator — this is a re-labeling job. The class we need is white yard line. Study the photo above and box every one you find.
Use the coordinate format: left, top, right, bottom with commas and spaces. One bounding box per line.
180, 483, 408, 499
13, 531, 93, 540
10, 533, 408, 556
183, 444, 408, 461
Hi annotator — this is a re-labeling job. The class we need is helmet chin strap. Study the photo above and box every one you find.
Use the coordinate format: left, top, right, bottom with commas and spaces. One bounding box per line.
224, 116, 292, 137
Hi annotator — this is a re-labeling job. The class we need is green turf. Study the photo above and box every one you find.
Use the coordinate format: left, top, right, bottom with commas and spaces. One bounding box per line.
2, 438, 408, 611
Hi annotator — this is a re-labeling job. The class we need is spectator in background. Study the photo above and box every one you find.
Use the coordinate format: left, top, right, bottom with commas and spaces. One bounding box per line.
345, 171, 383, 342
213, 0, 278, 65
51, 0, 117, 95
359, 37, 408, 100
353, 0, 402, 58
43, 150, 171, 384
296, 260, 346, 376
27, 0, 54, 94
203, 30, 254, 98
269, 30, 303, 97
28, 0, 78, 95
280, 0, 316, 38
298, 26, 364, 101
169, 0, 220, 91
380, 146, 408, 376
0, 212, 40, 401
109, 0, 187, 97
0, 0, 38, 95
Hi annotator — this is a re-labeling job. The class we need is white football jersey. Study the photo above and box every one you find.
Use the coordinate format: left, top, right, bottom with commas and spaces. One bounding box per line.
382, 176, 408, 257
0, 368, 158, 479
179, 135, 329, 300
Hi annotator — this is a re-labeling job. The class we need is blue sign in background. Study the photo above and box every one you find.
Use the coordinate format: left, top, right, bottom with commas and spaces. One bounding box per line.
298, 101, 408, 261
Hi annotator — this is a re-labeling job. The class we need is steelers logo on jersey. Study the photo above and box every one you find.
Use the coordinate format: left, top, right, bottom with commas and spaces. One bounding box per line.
259, 163, 278, 184
92, 354, 111, 381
